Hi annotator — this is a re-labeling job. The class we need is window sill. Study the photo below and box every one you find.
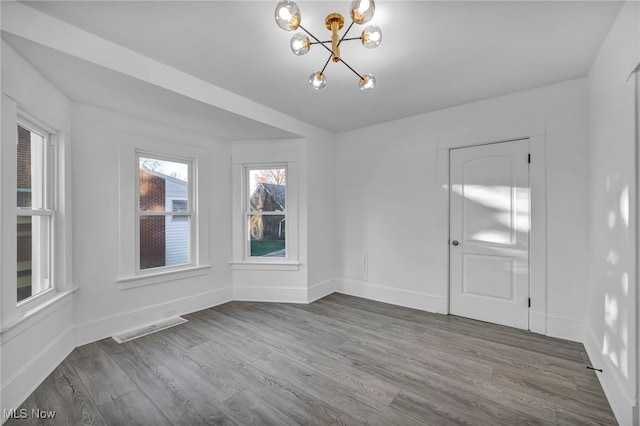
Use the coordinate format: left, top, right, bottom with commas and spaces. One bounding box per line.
117, 265, 211, 290
1, 287, 78, 344
230, 261, 301, 271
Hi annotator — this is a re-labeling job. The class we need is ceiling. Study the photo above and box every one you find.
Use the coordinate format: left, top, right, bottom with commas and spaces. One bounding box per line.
3, 1, 623, 137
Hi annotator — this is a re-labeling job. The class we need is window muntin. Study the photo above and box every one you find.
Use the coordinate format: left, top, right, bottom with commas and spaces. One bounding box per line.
137, 154, 192, 271
246, 167, 287, 258
16, 122, 54, 303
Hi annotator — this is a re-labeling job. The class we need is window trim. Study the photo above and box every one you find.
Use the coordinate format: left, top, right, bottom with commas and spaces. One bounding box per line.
2, 100, 73, 331
117, 134, 210, 288
231, 158, 299, 271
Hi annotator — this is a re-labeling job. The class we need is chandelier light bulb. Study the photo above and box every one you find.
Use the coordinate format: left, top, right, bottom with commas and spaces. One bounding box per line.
361, 25, 382, 48
359, 73, 376, 91
275, 0, 301, 31
350, 0, 375, 24
309, 71, 327, 90
290, 33, 310, 55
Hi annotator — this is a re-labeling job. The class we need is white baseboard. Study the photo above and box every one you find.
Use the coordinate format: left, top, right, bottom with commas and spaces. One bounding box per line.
336, 278, 446, 313
233, 285, 308, 303
74, 286, 233, 347
307, 279, 336, 303
233, 280, 335, 304
544, 314, 583, 342
1, 327, 74, 423
583, 325, 635, 426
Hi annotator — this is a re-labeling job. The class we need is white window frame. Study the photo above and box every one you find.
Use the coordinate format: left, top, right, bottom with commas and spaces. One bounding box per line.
117, 134, 210, 290
231, 155, 299, 271
1, 100, 74, 334
16, 117, 56, 308
135, 151, 194, 274
244, 165, 288, 260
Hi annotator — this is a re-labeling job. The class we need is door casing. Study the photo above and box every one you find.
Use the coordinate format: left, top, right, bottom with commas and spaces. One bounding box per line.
448, 139, 530, 329
435, 132, 547, 335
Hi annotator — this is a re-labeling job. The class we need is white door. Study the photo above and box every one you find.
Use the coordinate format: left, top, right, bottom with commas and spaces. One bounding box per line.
449, 139, 530, 329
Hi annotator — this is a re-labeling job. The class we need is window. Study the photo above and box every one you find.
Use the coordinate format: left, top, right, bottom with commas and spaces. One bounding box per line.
16, 121, 54, 303
118, 137, 210, 287
246, 167, 287, 258
137, 154, 192, 271
231, 150, 298, 270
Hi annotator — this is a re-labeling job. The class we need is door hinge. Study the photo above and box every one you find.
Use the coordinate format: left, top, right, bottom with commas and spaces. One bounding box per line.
528, 298, 531, 308
528, 154, 531, 163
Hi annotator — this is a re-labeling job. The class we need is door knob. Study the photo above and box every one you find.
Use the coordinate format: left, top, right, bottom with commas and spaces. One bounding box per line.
451, 240, 459, 246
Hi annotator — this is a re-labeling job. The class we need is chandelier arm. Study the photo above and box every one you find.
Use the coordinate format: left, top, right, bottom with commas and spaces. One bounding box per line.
338, 57, 365, 80
338, 21, 355, 46
311, 37, 359, 45
305, 37, 360, 48
320, 53, 333, 74
299, 25, 334, 55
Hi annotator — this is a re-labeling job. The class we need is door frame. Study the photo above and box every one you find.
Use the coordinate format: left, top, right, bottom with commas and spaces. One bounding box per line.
435, 132, 547, 335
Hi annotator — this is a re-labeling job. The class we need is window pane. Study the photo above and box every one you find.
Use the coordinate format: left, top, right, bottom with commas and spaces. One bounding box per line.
172, 200, 188, 221
17, 216, 32, 301
249, 214, 285, 257
139, 156, 189, 212
17, 126, 32, 208
165, 214, 189, 266
17, 125, 46, 209
140, 216, 165, 269
249, 169, 286, 212
140, 215, 189, 270
17, 215, 51, 302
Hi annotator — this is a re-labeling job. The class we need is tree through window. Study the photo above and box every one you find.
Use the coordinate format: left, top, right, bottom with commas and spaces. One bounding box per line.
246, 167, 286, 258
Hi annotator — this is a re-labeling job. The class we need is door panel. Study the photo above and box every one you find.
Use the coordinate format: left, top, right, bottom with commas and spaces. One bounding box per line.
449, 139, 530, 329
462, 254, 514, 300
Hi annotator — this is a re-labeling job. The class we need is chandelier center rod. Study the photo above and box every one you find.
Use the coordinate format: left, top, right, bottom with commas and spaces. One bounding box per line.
325, 13, 345, 62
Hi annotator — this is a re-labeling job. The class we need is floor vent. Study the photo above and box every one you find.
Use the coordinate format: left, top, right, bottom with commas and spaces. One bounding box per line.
112, 316, 187, 344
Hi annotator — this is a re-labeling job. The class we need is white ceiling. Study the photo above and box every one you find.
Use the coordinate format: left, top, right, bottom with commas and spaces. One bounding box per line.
3, 32, 301, 140
4, 1, 624, 136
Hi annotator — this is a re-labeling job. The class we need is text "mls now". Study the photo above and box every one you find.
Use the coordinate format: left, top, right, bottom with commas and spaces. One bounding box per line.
4, 408, 56, 419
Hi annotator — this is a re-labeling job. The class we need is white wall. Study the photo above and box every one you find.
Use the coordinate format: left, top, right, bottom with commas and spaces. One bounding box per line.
334, 78, 590, 340
230, 139, 309, 302
585, 2, 640, 424
71, 104, 233, 345
230, 133, 336, 303
0, 41, 74, 418
306, 134, 336, 300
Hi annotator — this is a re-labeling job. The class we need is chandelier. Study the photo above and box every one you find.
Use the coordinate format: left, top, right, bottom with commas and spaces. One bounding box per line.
274, 0, 382, 91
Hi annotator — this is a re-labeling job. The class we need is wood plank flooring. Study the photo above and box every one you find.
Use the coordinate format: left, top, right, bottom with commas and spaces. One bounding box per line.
7, 294, 617, 425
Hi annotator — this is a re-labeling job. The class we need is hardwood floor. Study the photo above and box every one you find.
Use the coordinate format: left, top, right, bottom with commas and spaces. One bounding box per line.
7, 294, 616, 425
